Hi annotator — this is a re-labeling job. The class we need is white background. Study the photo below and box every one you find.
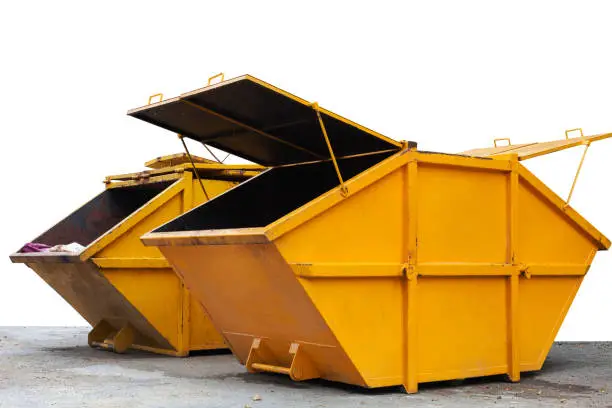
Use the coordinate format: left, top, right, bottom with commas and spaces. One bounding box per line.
0, 1, 611, 340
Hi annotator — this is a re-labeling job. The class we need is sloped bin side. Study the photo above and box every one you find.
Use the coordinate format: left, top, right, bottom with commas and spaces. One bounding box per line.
143, 150, 609, 391
10, 170, 244, 356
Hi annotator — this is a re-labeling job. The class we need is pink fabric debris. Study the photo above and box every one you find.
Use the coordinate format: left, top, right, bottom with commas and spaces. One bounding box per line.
20, 243, 52, 253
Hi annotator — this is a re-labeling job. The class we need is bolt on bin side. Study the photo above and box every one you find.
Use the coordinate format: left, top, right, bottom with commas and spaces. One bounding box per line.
10, 155, 262, 356
132, 75, 611, 392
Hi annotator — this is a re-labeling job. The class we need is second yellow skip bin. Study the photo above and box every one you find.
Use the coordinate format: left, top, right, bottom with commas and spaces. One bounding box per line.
10, 154, 262, 356
133, 75, 610, 392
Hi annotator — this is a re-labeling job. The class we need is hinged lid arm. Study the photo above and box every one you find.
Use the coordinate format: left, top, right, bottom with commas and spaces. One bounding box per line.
312, 102, 348, 197
566, 140, 591, 205
201, 143, 222, 163
178, 134, 210, 200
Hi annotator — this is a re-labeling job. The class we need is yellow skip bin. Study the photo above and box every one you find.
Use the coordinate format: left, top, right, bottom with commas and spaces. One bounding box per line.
10, 154, 262, 356
135, 75, 610, 391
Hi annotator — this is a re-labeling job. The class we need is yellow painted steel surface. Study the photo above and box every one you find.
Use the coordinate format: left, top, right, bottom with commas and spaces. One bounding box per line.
145, 149, 609, 389
10, 159, 262, 356
138, 75, 610, 392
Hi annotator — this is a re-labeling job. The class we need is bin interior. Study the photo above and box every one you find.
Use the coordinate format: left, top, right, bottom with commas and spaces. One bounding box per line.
130, 74, 402, 232
155, 152, 394, 232
28, 182, 172, 249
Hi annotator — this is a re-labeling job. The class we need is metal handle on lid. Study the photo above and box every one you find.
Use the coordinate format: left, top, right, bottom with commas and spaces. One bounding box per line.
493, 138, 511, 147
208, 73, 225, 85
565, 128, 584, 140
147, 93, 163, 105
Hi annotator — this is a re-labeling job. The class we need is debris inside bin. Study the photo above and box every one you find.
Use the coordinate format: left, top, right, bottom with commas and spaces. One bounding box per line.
20, 243, 51, 253
20, 242, 85, 253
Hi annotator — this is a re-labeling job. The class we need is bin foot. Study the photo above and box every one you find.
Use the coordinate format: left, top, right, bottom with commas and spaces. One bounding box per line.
88, 321, 135, 354
131, 343, 187, 357
402, 383, 419, 394
88, 320, 114, 348
246, 338, 319, 381
112, 324, 135, 353
505, 373, 521, 383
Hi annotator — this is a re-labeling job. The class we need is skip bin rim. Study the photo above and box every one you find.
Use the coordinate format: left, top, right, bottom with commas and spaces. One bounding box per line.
10, 156, 262, 263
142, 150, 405, 246
141, 150, 610, 251
141, 150, 397, 246
10, 178, 183, 263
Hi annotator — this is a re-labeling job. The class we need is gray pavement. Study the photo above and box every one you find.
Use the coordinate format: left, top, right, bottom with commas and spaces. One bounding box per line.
0, 327, 610, 407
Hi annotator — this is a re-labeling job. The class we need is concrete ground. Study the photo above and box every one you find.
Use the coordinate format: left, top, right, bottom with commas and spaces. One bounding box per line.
0, 327, 610, 408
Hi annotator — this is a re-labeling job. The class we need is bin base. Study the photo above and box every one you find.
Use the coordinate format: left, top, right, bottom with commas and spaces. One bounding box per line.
246, 338, 319, 382
87, 319, 226, 356
88, 320, 135, 354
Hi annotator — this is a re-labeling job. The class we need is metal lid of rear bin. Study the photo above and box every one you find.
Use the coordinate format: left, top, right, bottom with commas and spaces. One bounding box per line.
128, 75, 402, 166
145, 153, 217, 169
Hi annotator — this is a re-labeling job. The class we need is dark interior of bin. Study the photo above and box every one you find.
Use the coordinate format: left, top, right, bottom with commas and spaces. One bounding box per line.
27, 182, 173, 249
155, 152, 395, 232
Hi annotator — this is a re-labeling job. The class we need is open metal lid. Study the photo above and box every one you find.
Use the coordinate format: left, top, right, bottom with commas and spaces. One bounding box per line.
145, 153, 217, 169
462, 130, 612, 161
128, 75, 401, 166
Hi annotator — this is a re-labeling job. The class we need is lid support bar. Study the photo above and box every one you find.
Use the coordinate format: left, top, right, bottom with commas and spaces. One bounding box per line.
201, 143, 222, 163
312, 102, 348, 197
178, 134, 210, 201
566, 141, 591, 205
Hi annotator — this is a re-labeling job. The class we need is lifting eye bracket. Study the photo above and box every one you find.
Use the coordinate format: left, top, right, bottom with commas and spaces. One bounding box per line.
311, 102, 348, 197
